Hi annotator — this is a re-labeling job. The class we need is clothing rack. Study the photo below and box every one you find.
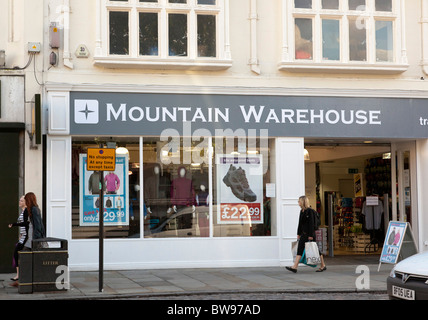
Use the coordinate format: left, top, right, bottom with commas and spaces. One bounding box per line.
364, 195, 382, 254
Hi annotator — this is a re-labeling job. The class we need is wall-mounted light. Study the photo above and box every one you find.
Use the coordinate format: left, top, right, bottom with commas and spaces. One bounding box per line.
116, 147, 129, 155
304, 148, 310, 161
0, 50, 5, 67
382, 152, 391, 159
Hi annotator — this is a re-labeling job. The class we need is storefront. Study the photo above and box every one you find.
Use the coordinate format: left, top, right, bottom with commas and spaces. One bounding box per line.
45, 87, 428, 270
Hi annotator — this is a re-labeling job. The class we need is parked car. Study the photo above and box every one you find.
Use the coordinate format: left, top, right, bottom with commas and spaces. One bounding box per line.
387, 250, 428, 300
146, 205, 252, 238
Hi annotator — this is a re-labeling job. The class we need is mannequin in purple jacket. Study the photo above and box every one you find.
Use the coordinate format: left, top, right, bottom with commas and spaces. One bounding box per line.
171, 167, 195, 229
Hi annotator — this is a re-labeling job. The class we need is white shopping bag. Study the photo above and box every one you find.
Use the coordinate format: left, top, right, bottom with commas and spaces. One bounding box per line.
305, 242, 321, 266
291, 241, 298, 261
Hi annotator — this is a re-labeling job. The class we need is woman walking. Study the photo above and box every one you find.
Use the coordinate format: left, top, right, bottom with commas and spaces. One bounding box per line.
23, 192, 46, 248
286, 196, 327, 273
8, 196, 28, 281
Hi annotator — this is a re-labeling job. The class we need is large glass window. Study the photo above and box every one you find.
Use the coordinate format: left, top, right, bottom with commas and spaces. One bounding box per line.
142, 137, 209, 238
212, 137, 275, 238
72, 135, 276, 239
72, 138, 140, 239
143, 136, 275, 238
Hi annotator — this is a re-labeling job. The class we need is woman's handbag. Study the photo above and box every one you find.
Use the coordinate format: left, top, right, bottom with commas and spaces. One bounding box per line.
305, 241, 321, 266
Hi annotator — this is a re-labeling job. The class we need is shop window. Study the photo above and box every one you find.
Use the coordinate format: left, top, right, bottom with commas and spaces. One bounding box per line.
212, 137, 275, 238
94, 0, 232, 70
142, 137, 210, 238
71, 135, 275, 239
71, 138, 140, 239
280, 0, 407, 73
143, 136, 275, 238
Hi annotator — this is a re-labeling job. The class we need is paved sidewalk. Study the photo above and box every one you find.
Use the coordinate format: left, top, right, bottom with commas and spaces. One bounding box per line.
0, 256, 392, 300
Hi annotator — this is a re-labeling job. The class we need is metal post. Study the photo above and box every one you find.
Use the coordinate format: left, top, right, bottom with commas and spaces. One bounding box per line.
328, 194, 334, 257
99, 169, 104, 292
98, 141, 104, 293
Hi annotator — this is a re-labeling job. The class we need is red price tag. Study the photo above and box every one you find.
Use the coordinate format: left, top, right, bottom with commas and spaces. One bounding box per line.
220, 203, 261, 223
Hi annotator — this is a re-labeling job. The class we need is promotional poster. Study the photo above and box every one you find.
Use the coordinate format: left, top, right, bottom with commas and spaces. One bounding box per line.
79, 154, 129, 226
216, 154, 263, 225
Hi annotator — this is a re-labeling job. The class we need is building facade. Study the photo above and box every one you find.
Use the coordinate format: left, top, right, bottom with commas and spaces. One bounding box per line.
2, 0, 428, 271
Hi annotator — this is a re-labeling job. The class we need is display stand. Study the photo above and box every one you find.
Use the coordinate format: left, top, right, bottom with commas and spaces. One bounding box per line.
378, 221, 418, 271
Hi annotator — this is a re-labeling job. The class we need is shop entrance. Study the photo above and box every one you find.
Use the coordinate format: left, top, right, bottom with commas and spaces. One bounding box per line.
304, 141, 394, 258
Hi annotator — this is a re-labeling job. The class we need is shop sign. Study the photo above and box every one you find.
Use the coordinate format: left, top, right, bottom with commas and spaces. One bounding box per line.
79, 154, 129, 226
216, 154, 263, 224
354, 173, 364, 197
70, 92, 428, 139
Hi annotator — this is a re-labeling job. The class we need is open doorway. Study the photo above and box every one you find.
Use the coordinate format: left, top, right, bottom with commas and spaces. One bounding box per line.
305, 142, 392, 258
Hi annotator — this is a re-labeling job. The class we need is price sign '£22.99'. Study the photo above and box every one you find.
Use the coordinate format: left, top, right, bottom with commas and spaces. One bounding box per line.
220, 203, 261, 224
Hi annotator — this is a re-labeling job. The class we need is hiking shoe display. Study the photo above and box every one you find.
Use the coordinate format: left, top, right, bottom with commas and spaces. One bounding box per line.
222, 164, 257, 202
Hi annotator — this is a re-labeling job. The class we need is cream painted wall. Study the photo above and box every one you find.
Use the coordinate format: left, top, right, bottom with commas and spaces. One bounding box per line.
0, 0, 44, 205
36, 0, 428, 91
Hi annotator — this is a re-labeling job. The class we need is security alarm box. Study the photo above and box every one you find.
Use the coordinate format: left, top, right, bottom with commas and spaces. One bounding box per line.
49, 23, 60, 48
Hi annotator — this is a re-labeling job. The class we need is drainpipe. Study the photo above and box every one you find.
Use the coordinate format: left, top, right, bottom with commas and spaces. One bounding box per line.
249, 0, 260, 74
422, 0, 428, 75
62, 0, 73, 69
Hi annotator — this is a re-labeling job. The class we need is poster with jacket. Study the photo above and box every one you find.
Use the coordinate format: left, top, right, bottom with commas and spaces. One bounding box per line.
216, 154, 263, 224
79, 153, 129, 226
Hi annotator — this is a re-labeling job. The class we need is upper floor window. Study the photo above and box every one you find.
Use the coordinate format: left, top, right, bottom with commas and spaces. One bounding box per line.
95, 0, 232, 70
280, 0, 408, 74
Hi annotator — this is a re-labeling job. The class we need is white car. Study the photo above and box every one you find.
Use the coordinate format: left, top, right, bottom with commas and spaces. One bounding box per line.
387, 250, 428, 300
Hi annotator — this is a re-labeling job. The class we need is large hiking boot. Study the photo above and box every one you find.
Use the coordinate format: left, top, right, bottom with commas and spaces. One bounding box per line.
222, 164, 257, 202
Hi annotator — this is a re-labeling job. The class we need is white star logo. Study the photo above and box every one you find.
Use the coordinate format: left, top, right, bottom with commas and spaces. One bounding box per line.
74, 100, 99, 124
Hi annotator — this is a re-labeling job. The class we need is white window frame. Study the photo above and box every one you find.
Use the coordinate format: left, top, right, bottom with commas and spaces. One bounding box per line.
279, 0, 408, 74
94, 0, 232, 70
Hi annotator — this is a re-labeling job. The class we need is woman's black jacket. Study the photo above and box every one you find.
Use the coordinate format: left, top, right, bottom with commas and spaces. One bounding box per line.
297, 208, 316, 239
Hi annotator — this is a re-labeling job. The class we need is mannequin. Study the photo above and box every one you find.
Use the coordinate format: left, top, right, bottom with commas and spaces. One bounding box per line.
171, 167, 195, 207
171, 166, 195, 229
144, 163, 171, 230
196, 184, 209, 206
196, 183, 209, 237
144, 164, 160, 213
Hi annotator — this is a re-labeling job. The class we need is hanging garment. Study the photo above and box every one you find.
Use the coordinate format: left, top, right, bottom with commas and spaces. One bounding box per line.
362, 201, 384, 230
